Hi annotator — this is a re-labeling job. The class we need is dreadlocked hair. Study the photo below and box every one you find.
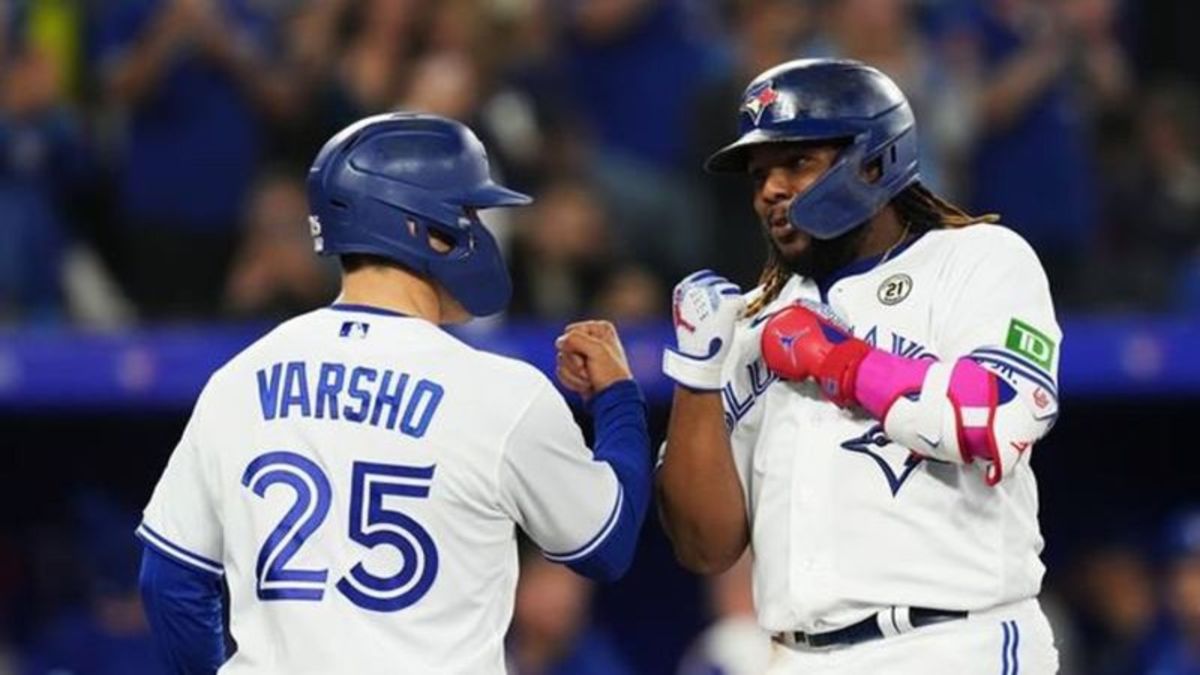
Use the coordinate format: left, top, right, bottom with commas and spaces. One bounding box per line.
744, 182, 999, 317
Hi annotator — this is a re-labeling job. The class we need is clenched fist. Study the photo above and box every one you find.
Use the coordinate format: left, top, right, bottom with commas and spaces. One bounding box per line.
555, 320, 634, 401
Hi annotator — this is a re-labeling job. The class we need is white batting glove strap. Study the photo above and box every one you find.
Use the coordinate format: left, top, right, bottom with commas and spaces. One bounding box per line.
663, 270, 745, 391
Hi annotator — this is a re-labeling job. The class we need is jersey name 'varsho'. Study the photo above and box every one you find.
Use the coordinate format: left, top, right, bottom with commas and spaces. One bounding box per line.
256, 360, 444, 438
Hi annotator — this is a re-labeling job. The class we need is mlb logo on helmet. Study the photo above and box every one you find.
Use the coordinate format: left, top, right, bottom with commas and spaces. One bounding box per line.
309, 216, 324, 253
741, 82, 779, 126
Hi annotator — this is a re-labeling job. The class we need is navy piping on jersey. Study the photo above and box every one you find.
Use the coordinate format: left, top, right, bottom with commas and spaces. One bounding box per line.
969, 348, 1057, 387
328, 303, 412, 318
816, 232, 925, 303
968, 352, 1059, 400
136, 523, 224, 576
543, 485, 626, 563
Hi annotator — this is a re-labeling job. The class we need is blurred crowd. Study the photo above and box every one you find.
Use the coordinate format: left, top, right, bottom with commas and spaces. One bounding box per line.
3, 493, 1200, 675
3, 0, 1200, 670
2, 0, 1200, 327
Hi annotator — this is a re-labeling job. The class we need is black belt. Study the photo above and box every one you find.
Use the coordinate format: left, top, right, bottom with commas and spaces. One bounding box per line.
774, 607, 968, 649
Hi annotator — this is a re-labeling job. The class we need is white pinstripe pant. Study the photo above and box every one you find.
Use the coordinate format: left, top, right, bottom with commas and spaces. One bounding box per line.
765, 599, 1059, 675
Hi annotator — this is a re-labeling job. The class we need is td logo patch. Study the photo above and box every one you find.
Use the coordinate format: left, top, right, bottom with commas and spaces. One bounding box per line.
877, 273, 912, 305
1006, 318, 1056, 370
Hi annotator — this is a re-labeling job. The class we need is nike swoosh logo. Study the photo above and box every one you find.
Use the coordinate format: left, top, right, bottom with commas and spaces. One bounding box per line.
917, 432, 941, 449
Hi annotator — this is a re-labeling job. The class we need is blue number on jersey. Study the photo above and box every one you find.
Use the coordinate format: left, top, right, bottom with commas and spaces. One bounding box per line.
242, 453, 438, 611
337, 462, 438, 612
242, 452, 332, 600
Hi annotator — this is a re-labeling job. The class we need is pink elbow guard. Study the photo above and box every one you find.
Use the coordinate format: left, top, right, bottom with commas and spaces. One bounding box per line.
854, 349, 932, 420
854, 350, 1001, 464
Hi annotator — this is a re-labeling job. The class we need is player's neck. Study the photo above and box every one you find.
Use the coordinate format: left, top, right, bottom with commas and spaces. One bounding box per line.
853, 206, 909, 264
339, 266, 447, 323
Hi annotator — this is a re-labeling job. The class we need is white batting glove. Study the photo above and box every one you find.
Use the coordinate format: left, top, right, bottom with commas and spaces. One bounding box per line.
662, 270, 745, 391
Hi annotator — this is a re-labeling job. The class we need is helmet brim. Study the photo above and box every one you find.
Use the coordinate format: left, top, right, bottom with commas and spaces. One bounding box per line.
703, 119, 868, 173
464, 181, 533, 208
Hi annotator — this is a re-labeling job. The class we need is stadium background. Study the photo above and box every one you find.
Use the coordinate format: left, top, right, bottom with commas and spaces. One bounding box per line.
2, 0, 1199, 673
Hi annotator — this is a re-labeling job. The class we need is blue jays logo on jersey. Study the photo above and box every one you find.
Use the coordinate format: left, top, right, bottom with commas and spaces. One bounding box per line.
741, 82, 779, 126
840, 425, 924, 496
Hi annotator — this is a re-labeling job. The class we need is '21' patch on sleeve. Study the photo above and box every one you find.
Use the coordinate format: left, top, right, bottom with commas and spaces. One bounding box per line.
1006, 318, 1056, 370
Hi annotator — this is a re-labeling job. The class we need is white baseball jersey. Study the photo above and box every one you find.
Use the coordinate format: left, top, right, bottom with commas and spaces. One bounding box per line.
137, 305, 623, 674
721, 224, 1061, 634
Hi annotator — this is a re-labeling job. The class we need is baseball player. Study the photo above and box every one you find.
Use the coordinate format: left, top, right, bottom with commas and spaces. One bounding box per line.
135, 113, 651, 674
657, 59, 1062, 674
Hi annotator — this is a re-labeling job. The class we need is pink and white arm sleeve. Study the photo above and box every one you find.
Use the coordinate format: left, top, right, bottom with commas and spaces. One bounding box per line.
853, 349, 1053, 486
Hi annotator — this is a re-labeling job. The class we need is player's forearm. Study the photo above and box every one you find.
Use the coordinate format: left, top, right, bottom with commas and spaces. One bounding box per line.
139, 547, 226, 675
658, 387, 749, 575
763, 304, 1057, 485
569, 380, 651, 582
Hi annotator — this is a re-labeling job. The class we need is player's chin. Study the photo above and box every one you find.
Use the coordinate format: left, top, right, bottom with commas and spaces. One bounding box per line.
774, 230, 813, 261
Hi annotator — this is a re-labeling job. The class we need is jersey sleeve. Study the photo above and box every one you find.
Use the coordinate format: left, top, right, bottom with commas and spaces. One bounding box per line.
497, 383, 622, 561
932, 225, 1062, 419
136, 387, 225, 577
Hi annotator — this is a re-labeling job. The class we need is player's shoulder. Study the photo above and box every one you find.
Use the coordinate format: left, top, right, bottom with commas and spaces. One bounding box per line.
452, 334, 554, 394
926, 223, 1041, 260
924, 222, 1043, 268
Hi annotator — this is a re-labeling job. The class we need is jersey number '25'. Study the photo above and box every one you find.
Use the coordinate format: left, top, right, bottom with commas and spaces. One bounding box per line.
241, 451, 439, 612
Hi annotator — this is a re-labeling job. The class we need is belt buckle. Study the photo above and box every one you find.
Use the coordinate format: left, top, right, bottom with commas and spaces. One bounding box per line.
795, 631, 812, 647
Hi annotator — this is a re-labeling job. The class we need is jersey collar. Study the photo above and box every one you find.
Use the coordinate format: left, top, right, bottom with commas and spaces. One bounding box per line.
328, 303, 412, 318
816, 231, 925, 302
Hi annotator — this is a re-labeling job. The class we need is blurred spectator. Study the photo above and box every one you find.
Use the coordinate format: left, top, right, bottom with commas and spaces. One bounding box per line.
813, 0, 976, 198
278, 0, 430, 167
19, 494, 161, 675
224, 172, 336, 319
401, 50, 482, 122
0, 10, 89, 323
507, 550, 634, 675
591, 264, 664, 323
95, 0, 297, 319
508, 179, 614, 320
563, 0, 715, 170
687, 0, 817, 287
481, 0, 588, 193
562, 0, 718, 276
1140, 510, 1200, 675
676, 552, 770, 675
1065, 543, 1157, 675
1097, 84, 1200, 311
426, 0, 490, 56
333, 0, 424, 114
952, 0, 1130, 302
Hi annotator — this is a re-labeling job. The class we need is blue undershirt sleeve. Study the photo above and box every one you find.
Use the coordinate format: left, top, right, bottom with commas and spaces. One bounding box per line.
138, 545, 227, 675
567, 379, 652, 582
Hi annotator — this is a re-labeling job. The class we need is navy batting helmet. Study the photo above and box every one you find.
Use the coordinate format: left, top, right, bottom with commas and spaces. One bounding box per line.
706, 59, 919, 240
307, 113, 531, 316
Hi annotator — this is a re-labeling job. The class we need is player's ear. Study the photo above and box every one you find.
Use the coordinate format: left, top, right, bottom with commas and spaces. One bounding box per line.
861, 157, 883, 184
